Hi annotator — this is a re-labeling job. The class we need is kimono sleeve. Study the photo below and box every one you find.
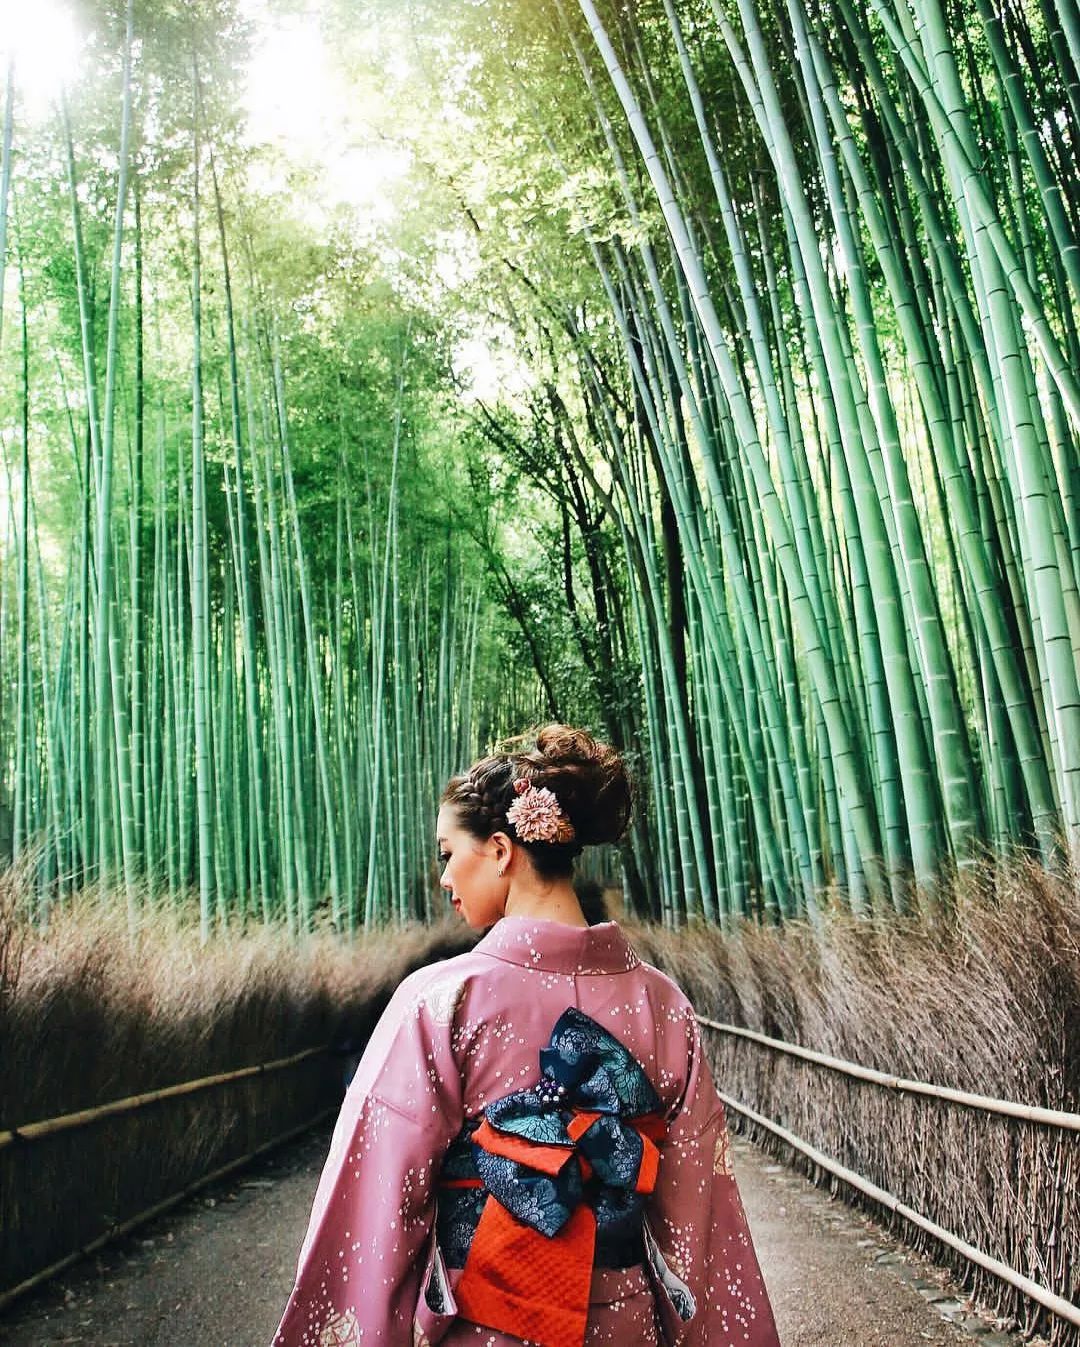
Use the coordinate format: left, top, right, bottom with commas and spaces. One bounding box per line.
644, 1008, 780, 1347
271, 965, 467, 1347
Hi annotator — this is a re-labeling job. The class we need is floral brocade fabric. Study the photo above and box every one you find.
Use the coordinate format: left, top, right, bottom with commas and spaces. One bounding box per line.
437, 1143, 648, 1268
437, 1000, 662, 1271
436, 1132, 488, 1268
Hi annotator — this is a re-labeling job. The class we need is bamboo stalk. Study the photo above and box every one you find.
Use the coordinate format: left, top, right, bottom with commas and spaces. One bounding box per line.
698, 1017, 1080, 1130
0, 1046, 328, 1151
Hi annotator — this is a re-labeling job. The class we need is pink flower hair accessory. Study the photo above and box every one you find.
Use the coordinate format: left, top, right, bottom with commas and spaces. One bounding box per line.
506, 781, 576, 844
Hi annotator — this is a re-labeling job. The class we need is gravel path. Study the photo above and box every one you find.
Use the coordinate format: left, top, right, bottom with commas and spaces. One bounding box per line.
0, 1128, 1027, 1347
735, 1142, 1025, 1347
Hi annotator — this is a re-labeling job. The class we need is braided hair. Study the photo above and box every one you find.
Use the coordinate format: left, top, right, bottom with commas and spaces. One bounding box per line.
440, 724, 631, 879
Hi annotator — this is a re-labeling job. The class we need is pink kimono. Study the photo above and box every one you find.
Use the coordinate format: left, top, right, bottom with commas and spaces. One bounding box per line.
271, 916, 780, 1347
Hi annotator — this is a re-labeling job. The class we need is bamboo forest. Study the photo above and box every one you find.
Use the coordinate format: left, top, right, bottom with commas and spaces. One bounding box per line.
2, 1, 1080, 1343
2, 0, 1080, 933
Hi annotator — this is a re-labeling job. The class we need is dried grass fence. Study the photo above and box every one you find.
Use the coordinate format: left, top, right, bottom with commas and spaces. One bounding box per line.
0, 874, 474, 1307
3, 857, 1076, 1342
628, 857, 1080, 1346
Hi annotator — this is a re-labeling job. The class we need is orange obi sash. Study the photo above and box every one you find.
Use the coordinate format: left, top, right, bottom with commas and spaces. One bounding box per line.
446, 1007, 668, 1347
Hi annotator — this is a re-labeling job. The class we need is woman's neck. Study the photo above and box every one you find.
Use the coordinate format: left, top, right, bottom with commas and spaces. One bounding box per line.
502, 879, 589, 928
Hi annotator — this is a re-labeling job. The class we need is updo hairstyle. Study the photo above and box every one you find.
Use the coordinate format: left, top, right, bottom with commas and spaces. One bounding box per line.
441, 724, 631, 879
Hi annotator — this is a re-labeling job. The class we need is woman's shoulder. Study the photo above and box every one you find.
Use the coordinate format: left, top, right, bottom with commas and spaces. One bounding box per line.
632, 949, 691, 995
382, 924, 699, 1035
619, 938, 699, 1013
386, 945, 493, 1027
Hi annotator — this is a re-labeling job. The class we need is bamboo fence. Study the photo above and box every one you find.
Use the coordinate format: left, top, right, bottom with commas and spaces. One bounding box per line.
0, 1046, 328, 1153
698, 1017, 1080, 1344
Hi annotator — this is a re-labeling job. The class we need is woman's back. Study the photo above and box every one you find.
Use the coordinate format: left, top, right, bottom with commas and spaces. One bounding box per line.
422, 916, 696, 1117
272, 915, 779, 1347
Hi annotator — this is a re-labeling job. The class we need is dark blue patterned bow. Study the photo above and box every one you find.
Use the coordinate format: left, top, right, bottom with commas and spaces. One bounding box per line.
469, 1005, 665, 1242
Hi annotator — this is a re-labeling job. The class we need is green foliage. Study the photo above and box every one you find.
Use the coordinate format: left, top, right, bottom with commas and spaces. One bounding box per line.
3, 0, 1079, 930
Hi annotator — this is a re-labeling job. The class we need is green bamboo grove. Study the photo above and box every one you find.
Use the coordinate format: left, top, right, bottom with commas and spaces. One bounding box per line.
2, 0, 1080, 930
582, 0, 1080, 920
0, 6, 541, 936
407, 0, 1080, 923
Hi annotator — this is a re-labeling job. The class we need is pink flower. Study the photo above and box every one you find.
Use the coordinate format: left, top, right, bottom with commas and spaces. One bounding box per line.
506, 785, 576, 844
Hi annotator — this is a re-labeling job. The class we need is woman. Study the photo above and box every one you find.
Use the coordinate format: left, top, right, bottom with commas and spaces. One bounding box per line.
271, 726, 779, 1347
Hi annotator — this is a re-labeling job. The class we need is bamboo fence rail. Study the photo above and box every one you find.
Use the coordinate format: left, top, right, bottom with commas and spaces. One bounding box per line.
0, 1103, 337, 1313
717, 1088, 1080, 1331
696, 1016, 1080, 1130
699, 1017, 1080, 1334
0, 1046, 328, 1152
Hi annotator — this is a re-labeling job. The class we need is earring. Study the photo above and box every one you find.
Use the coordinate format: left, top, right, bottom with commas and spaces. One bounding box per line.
497, 865, 506, 877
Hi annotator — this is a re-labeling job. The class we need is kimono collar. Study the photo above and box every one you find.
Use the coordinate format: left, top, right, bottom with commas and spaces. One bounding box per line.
475, 915, 641, 975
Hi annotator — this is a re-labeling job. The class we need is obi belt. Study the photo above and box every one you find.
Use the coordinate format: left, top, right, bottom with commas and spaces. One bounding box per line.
436, 1006, 668, 1347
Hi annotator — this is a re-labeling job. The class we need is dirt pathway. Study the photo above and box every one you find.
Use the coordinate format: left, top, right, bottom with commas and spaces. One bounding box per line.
734, 1141, 1025, 1347
0, 1129, 1026, 1347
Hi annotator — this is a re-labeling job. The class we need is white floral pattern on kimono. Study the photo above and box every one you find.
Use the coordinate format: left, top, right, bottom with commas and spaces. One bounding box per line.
270, 916, 780, 1347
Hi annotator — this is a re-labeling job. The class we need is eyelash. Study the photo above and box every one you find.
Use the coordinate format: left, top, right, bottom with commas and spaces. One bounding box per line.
438, 851, 450, 865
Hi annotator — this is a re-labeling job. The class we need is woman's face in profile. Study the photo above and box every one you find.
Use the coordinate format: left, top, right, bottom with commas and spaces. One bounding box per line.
436, 804, 508, 930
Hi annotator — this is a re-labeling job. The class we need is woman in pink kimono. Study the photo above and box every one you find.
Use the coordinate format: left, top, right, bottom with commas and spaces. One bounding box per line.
272, 726, 780, 1347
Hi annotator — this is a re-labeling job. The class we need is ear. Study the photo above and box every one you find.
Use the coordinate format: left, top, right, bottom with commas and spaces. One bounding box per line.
489, 830, 515, 871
